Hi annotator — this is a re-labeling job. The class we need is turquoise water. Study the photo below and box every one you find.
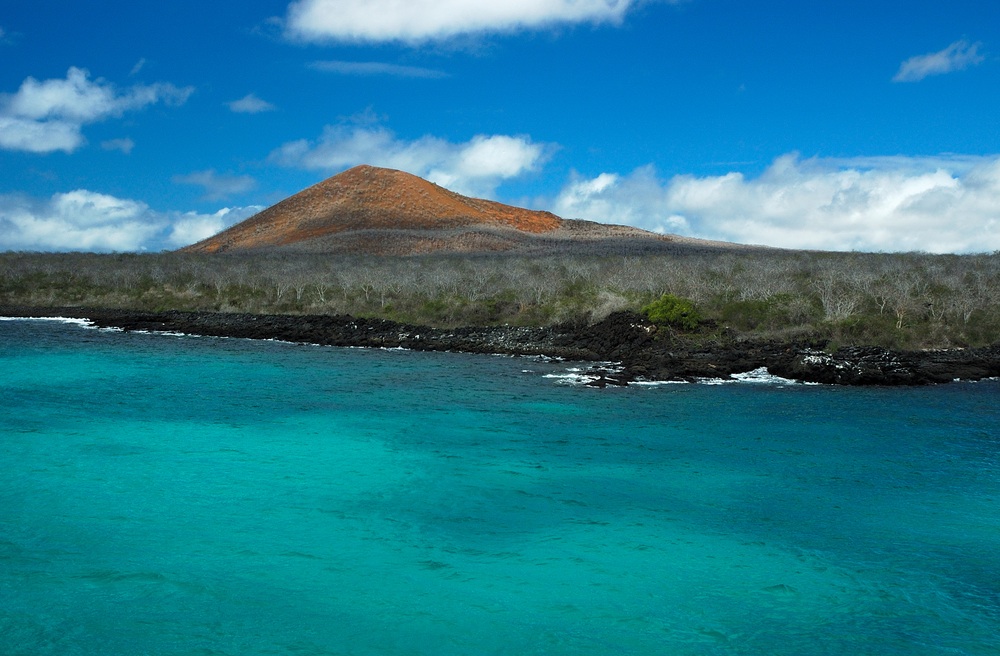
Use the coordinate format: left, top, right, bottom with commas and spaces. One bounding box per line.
1, 319, 999, 655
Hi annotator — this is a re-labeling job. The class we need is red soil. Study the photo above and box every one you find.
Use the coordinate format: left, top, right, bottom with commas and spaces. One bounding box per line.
182, 165, 563, 253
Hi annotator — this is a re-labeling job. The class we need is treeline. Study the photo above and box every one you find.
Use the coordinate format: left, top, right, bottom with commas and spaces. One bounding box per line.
1, 249, 998, 348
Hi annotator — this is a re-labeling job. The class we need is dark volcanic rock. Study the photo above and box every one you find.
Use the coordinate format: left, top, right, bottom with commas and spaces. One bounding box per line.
2, 305, 998, 387
771, 345, 1000, 385
552, 311, 657, 360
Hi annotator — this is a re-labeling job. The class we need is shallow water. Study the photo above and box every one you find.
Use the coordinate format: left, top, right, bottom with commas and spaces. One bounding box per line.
1, 318, 998, 655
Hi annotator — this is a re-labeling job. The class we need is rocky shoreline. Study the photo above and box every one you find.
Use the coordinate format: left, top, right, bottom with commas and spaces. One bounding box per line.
3, 305, 999, 387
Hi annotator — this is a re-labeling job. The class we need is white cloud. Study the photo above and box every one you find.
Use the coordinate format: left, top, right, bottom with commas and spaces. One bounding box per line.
173, 170, 257, 200
227, 93, 276, 113
130, 58, 147, 76
0, 116, 82, 153
0, 190, 164, 251
309, 60, 448, 78
0, 190, 261, 252
552, 154, 1000, 253
166, 207, 261, 247
4, 66, 191, 122
893, 40, 985, 82
554, 166, 690, 234
101, 137, 135, 154
270, 123, 549, 197
285, 0, 641, 43
0, 67, 194, 154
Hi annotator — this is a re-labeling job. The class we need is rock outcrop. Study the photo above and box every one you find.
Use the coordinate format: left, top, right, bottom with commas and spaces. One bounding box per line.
5, 306, 998, 386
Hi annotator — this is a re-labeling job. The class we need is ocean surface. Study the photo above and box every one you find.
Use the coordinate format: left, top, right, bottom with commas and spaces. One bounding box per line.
1, 318, 998, 655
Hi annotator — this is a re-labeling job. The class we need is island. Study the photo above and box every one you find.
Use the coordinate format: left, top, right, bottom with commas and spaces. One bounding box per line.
3, 166, 998, 386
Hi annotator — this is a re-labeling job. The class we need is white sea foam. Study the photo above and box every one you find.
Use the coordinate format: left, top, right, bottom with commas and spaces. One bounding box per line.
0, 316, 95, 328
542, 371, 599, 386
695, 377, 734, 386
542, 363, 630, 387
695, 367, 819, 386
731, 367, 804, 384
544, 363, 820, 388
131, 329, 193, 338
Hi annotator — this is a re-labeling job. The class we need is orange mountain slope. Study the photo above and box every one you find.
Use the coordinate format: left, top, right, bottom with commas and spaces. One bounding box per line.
181, 165, 564, 253
179, 164, 751, 256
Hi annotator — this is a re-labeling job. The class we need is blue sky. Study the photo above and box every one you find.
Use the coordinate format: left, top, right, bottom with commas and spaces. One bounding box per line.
1, 0, 998, 252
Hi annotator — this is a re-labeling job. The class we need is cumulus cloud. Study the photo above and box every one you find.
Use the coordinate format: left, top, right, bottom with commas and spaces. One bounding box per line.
0, 116, 81, 153
227, 93, 276, 113
893, 40, 985, 82
0, 67, 194, 153
554, 166, 691, 234
165, 206, 262, 247
270, 123, 549, 197
309, 60, 448, 78
173, 170, 257, 200
552, 154, 1000, 253
285, 0, 641, 43
0, 189, 261, 252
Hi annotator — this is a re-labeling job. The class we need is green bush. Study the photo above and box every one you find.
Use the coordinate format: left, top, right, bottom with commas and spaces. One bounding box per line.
642, 293, 701, 331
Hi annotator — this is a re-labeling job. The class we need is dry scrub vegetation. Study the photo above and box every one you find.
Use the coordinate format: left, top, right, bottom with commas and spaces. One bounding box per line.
2, 249, 998, 349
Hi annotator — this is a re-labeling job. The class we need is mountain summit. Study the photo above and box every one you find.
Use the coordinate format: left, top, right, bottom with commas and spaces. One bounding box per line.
181, 165, 730, 255
182, 165, 566, 254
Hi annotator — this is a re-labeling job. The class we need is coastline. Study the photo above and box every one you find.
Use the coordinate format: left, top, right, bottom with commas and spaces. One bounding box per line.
3, 305, 999, 387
